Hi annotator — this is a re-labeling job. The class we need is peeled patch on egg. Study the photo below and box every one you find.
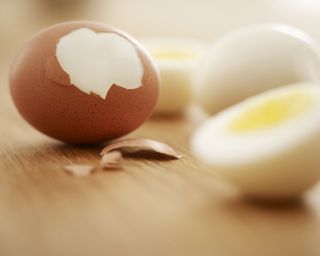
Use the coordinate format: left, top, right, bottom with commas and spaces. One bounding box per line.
49, 28, 144, 99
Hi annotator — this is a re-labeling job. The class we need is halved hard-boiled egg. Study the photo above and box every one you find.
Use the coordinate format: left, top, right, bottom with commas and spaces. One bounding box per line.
191, 83, 320, 199
142, 37, 206, 114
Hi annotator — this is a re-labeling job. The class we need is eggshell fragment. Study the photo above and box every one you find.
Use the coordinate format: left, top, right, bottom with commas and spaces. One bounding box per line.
100, 138, 182, 159
45, 56, 70, 85
64, 164, 95, 177
191, 83, 320, 200
100, 151, 123, 170
195, 24, 320, 114
10, 21, 159, 144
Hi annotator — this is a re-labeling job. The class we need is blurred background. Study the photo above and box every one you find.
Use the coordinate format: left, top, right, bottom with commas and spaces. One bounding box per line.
2, 0, 320, 65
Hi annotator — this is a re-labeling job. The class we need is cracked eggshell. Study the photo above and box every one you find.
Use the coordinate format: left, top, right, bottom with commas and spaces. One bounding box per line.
195, 24, 320, 114
10, 21, 159, 144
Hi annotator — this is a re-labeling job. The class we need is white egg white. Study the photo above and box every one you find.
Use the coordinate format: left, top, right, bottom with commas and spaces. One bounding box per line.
141, 37, 207, 114
56, 28, 143, 99
195, 24, 320, 114
191, 83, 320, 199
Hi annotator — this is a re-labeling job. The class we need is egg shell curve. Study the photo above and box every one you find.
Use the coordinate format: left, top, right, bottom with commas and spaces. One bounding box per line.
10, 21, 159, 144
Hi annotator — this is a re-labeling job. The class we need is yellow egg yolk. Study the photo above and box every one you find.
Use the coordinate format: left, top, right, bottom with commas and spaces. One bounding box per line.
150, 49, 197, 60
229, 91, 315, 132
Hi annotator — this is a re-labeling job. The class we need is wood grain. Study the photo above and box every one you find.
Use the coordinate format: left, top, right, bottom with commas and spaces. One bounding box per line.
1, 1, 320, 255
2, 55, 320, 256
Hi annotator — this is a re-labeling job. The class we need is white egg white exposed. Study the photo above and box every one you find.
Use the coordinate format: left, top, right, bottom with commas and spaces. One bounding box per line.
57, 28, 143, 99
195, 24, 320, 114
191, 83, 320, 199
142, 37, 207, 114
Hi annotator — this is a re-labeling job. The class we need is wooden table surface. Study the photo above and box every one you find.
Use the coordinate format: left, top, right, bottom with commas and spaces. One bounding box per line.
1, 57, 320, 256
2, 1, 320, 255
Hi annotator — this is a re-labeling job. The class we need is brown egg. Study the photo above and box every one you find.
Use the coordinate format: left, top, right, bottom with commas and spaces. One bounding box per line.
10, 21, 159, 144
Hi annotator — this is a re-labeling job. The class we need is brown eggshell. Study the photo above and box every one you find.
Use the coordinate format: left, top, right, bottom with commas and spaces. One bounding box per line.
45, 56, 71, 86
10, 21, 159, 144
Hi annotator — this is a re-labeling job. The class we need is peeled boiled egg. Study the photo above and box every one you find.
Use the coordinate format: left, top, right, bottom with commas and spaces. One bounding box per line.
142, 38, 206, 114
10, 21, 159, 144
195, 24, 320, 114
191, 83, 320, 199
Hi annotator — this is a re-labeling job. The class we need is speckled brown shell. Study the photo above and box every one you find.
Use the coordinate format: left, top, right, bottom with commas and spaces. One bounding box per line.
10, 21, 159, 144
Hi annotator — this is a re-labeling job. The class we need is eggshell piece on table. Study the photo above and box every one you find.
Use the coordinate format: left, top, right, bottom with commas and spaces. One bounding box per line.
100, 151, 123, 170
194, 24, 320, 114
100, 138, 182, 159
64, 164, 96, 177
191, 83, 320, 200
10, 21, 159, 144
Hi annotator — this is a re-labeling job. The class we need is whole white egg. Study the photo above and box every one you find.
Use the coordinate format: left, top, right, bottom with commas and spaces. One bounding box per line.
195, 24, 320, 114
